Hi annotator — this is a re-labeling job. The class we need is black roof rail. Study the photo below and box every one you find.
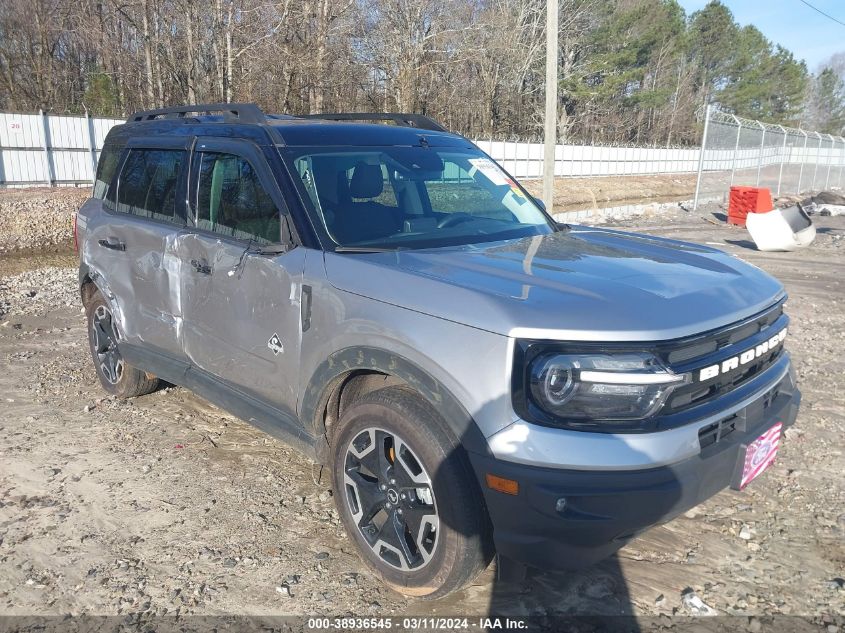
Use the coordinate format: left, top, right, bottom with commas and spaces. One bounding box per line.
127, 103, 266, 124
298, 112, 447, 132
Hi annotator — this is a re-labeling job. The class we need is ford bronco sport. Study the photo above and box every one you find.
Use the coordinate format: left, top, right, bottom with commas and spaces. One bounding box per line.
76, 103, 800, 598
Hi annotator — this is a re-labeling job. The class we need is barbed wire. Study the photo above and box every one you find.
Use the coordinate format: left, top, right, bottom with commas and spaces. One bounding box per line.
697, 105, 845, 142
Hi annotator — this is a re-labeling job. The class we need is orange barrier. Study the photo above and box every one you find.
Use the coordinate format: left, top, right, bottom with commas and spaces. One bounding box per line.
728, 187, 773, 227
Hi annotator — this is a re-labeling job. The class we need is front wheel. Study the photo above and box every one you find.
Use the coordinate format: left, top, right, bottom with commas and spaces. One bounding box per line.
331, 386, 493, 599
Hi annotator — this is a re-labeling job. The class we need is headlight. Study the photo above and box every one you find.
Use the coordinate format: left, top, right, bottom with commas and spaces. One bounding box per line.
528, 352, 686, 422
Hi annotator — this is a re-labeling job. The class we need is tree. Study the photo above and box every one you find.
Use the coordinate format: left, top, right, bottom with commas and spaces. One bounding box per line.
717, 27, 807, 124
687, 0, 737, 102
82, 71, 121, 116
0, 0, 815, 143
562, 0, 686, 143
807, 67, 845, 135
0, 0, 81, 111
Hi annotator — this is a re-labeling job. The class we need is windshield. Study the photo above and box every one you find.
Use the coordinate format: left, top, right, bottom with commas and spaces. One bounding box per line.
285, 146, 554, 250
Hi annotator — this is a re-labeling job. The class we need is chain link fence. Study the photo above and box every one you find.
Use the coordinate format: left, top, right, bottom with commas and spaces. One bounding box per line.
694, 106, 845, 209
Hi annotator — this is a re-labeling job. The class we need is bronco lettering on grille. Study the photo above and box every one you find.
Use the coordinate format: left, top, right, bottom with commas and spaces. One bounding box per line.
698, 328, 787, 382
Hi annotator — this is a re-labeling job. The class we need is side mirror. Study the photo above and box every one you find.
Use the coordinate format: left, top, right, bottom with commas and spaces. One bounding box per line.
256, 243, 291, 256
533, 197, 546, 212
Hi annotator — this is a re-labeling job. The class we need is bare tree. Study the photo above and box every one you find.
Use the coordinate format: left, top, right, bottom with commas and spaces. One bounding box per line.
0, 0, 815, 144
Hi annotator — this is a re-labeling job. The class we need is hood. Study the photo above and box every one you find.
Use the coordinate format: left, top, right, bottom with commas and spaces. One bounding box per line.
323, 227, 786, 341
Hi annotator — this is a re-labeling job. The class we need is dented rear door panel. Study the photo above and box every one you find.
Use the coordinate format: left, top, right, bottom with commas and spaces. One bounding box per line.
81, 199, 187, 359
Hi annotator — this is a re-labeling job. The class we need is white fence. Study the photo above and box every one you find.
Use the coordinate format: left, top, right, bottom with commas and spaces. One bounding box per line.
0, 111, 123, 187
474, 140, 700, 179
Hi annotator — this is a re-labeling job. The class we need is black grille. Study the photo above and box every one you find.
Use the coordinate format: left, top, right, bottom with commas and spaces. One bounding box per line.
659, 301, 788, 415
668, 346, 785, 411
664, 302, 784, 365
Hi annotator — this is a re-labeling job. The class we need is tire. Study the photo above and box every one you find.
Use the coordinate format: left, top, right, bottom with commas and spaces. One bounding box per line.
86, 290, 159, 399
331, 386, 493, 599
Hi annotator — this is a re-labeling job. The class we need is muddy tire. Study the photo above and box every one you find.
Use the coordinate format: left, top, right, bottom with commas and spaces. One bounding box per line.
331, 386, 493, 599
86, 291, 159, 399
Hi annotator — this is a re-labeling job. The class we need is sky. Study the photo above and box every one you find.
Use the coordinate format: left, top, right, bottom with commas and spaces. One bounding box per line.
678, 0, 845, 73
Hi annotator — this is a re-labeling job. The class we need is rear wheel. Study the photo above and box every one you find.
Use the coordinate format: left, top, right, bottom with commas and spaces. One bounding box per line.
331, 386, 493, 599
86, 291, 159, 398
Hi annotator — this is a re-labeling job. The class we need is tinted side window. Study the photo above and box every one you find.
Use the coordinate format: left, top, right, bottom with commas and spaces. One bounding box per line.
93, 144, 120, 202
195, 152, 280, 243
115, 149, 184, 222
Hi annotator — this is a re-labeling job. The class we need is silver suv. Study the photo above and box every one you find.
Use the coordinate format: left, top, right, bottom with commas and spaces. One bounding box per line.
76, 103, 800, 598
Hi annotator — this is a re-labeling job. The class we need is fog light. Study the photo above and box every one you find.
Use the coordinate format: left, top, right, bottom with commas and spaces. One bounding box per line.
486, 473, 519, 495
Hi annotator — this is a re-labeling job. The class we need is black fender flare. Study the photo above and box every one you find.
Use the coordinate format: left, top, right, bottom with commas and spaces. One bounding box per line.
78, 262, 91, 296
300, 346, 490, 458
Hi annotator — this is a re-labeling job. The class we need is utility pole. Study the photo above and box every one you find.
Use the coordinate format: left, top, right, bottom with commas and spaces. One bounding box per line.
693, 104, 711, 211
542, 0, 558, 212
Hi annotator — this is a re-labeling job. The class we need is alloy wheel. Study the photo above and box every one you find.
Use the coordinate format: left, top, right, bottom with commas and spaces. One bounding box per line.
91, 304, 124, 385
343, 428, 439, 571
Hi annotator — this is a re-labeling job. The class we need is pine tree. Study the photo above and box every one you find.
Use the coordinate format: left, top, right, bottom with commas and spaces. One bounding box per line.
687, 0, 738, 101
563, 0, 685, 142
808, 68, 845, 135
83, 72, 121, 117
717, 27, 807, 124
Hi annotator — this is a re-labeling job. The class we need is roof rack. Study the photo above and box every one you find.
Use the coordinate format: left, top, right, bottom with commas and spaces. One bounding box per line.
127, 103, 266, 124
298, 113, 447, 132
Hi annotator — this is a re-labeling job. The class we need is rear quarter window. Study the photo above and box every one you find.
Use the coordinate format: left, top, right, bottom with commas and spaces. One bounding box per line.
115, 149, 184, 222
93, 145, 120, 202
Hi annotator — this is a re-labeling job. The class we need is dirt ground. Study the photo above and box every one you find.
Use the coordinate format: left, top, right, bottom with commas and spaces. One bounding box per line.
0, 207, 843, 626
521, 173, 696, 211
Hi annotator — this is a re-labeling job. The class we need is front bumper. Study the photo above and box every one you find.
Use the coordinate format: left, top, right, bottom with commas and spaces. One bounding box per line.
468, 364, 801, 570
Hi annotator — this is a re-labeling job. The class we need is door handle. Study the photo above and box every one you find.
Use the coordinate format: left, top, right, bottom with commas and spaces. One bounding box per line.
190, 259, 212, 275
98, 238, 125, 251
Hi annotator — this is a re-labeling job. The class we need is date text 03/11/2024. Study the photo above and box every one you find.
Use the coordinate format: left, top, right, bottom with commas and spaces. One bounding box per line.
305, 617, 528, 630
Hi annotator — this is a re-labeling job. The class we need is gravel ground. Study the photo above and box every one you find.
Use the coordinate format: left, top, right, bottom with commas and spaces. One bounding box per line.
0, 188, 88, 253
0, 267, 78, 318
0, 208, 843, 625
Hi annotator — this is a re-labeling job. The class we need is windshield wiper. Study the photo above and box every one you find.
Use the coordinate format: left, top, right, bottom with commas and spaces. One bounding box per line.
334, 246, 402, 253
